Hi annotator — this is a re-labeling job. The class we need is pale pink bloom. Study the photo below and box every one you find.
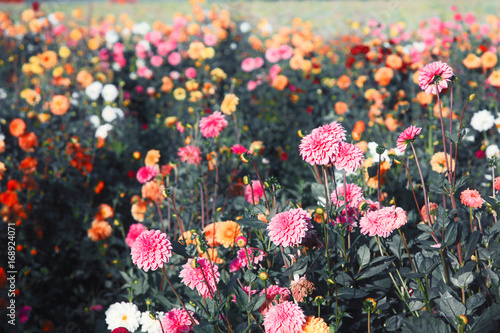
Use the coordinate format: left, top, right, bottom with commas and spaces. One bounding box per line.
330, 184, 365, 210
378, 205, 408, 231
179, 258, 220, 298
269, 64, 281, 80
178, 145, 202, 165
247, 80, 258, 91
170, 71, 181, 80
145, 30, 162, 46
131, 230, 172, 271
185, 67, 197, 79
135, 42, 149, 59
150, 55, 163, 67
236, 247, 265, 268
267, 208, 312, 247
359, 210, 387, 238
244, 180, 264, 204
397, 125, 422, 153
241, 57, 256, 72
431, 243, 442, 248
137, 66, 153, 79
299, 129, 340, 166
265, 47, 281, 63
335, 142, 364, 172
136, 165, 159, 184
126, 223, 146, 247
254, 57, 264, 69
203, 33, 217, 46
418, 61, 454, 95
480, 24, 490, 35
231, 144, 248, 155
460, 188, 483, 209
199, 111, 228, 138
263, 301, 305, 333
157, 42, 171, 57
278, 45, 293, 60
161, 308, 198, 333
464, 13, 475, 25
168, 52, 181, 66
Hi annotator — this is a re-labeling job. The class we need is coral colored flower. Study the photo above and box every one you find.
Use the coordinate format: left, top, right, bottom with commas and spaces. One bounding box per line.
302, 316, 329, 333
87, 220, 113, 241
199, 111, 228, 138
290, 275, 315, 303
145, 149, 160, 166
268, 208, 312, 247
244, 180, 265, 204
161, 308, 198, 333
418, 61, 454, 95
335, 142, 364, 172
214, 221, 242, 248
178, 145, 202, 165
131, 229, 172, 271
179, 258, 220, 298
9, 119, 26, 137
430, 152, 455, 173
136, 165, 159, 184
231, 144, 248, 155
299, 129, 340, 166
263, 301, 306, 333
420, 202, 439, 223
125, 223, 146, 247
397, 125, 421, 153
330, 183, 364, 210
460, 188, 483, 209
18, 132, 38, 152
495, 177, 500, 192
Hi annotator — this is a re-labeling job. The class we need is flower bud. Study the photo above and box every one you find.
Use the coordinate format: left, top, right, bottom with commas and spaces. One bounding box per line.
243, 176, 250, 185
133, 151, 141, 159
469, 94, 475, 101
259, 271, 268, 281
315, 207, 324, 215
297, 130, 305, 138
327, 278, 334, 285
314, 296, 324, 305
458, 315, 468, 326
240, 154, 250, 163
364, 298, 377, 310
191, 259, 198, 269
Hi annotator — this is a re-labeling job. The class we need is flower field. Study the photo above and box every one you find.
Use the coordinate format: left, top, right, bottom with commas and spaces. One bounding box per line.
2, 1, 500, 332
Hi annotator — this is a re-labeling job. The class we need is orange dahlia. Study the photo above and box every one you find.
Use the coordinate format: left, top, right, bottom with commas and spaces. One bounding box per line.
50, 95, 70, 115
9, 119, 26, 137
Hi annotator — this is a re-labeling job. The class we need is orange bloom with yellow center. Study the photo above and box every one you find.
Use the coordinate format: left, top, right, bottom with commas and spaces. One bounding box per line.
50, 95, 70, 115
272, 75, 289, 91
215, 221, 242, 248
462, 54, 481, 69
362, 157, 391, 189
87, 220, 112, 241
9, 119, 26, 137
302, 316, 329, 333
481, 51, 497, 69
430, 152, 455, 173
39, 51, 58, 69
221, 94, 239, 115
488, 70, 500, 87
374, 67, 394, 86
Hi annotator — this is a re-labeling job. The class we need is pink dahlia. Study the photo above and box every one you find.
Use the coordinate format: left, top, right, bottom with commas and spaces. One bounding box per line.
267, 208, 312, 247
161, 308, 198, 333
136, 165, 159, 184
397, 125, 422, 153
111, 328, 130, 333
418, 61, 454, 95
316, 121, 347, 142
335, 142, 364, 172
236, 247, 266, 268
259, 285, 291, 313
244, 180, 265, 205
179, 258, 220, 298
330, 184, 365, 210
231, 144, 248, 155
299, 129, 340, 166
199, 111, 228, 138
359, 210, 387, 238
125, 223, 146, 247
178, 145, 202, 165
460, 188, 483, 209
495, 177, 500, 192
130, 229, 172, 271
378, 205, 408, 231
263, 301, 306, 333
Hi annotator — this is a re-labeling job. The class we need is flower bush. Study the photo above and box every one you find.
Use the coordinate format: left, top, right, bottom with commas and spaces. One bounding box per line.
1, 2, 500, 333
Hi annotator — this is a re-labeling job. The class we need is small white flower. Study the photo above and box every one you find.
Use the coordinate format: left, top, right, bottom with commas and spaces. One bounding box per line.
470, 109, 495, 132
101, 84, 119, 102
85, 81, 103, 101
89, 115, 100, 128
230, 43, 237, 50
136, 58, 146, 68
0, 88, 7, 99
140, 311, 164, 333
262, 158, 269, 164
240, 22, 251, 33
114, 108, 124, 119
95, 123, 113, 139
0, 133, 5, 141
48, 13, 60, 26
486, 145, 500, 159
102, 105, 117, 122
137, 40, 151, 52
132, 22, 151, 35
121, 28, 131, 39
72, 92, 80, 99
105, 30, 119, 45
105, 302, 141, 332
130, 72, 138, 80
112, 62, 122, 71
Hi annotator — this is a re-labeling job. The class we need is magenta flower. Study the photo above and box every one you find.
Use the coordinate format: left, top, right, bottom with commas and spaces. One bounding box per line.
330, 183, 365, 210
178, 145, 202, 165
418, 61, 454, 95
335, 142, 364, 172
179, 258, 220, 298
244, 180, 264, 204
267, 208, 312, 247
125, 223, 146, 247
199, 111, 228, 138
111, 328, 130, 333
161, 308, 198, 333
231, 144, 248, 155
18, 305, 31, 324
397, 125, 422, 153
263, 301, 306, 333
136, 165, 159, 184
131, 229, 172, 271
236, 247, 265, 268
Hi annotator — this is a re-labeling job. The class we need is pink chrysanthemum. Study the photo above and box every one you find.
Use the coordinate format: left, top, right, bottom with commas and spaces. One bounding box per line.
244, 180, 265, 205
359, 206, 407, 238
131, 229, 172, 271
397, 125, 422, 153
199, 111, 228, 138
335, 142, 364, 172
299, 129, 340, 166
125, 223, 146, 247
179, 258, 220, 298
231, 144, 248, 155
178, 145, 202, 165
259, 285, 291, 313
331, 184, 365, 210
161, 308, 198, 333
359, 210, 387, 238
236, 247, 266, 268
136, 165, 159, 184
263, 301, 306, 333
418, 61, 454, 95
316, 121, 347, 142
267, 208, 312, 247
460, 188, 483, 209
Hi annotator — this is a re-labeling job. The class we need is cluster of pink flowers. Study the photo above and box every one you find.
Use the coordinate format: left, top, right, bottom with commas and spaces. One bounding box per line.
178, 145, 202, 165
241, 57, 264, 72
331, 183, 365, 228
179, 258, 220, 298
359, 205, 408, 238
199, 111, 228, 138
136, 165, 159, 184
267, 208, 312, 247
131, 229, 173, 271
265, 45, 293, 63
125, 223, 146, 247
229, 247, 266, 272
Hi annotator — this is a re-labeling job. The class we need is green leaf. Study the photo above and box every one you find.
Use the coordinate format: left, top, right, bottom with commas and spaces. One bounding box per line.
471, 304, 500, 332
237, 218, 268, 230
444, 223, 458, 247
171, 241, 189, 258
451, 271, 474, 288
356, 257, 395, 280
335, 272, 353, 286
385, 315, 404, 331
402, 316, 451, 333
357, 245, 370, 269
466, 293, 485, 315
335, 287, 369, 299
465, 231, 481, 260
445, 130, 459, 144
435, 291, 466, 325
